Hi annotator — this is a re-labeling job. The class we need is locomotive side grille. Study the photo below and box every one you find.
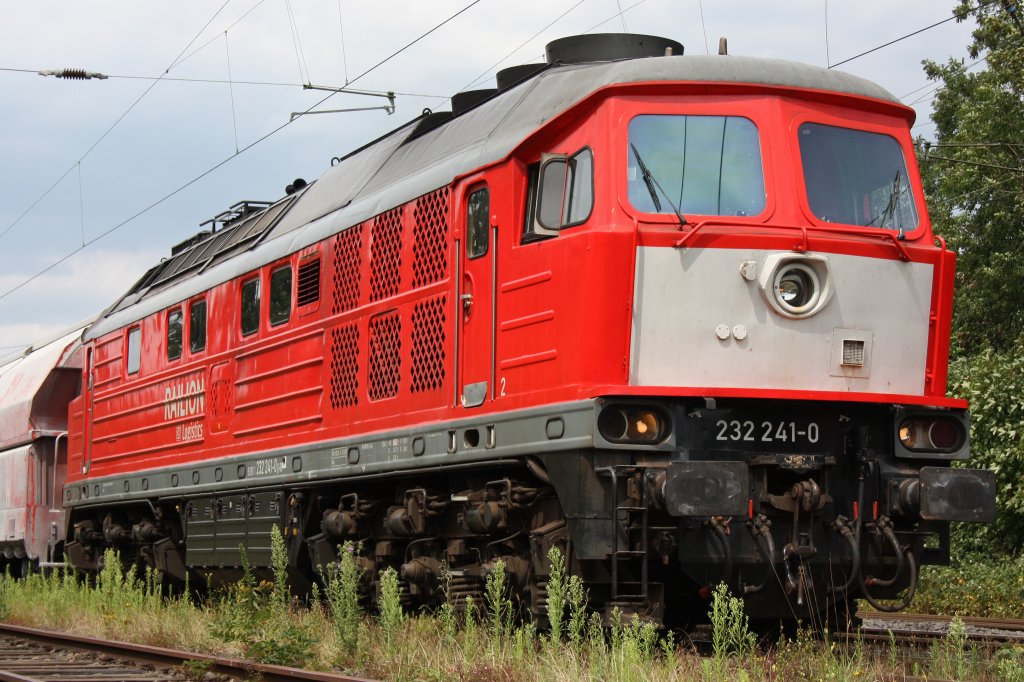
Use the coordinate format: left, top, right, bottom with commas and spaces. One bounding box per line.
842, 339, 866, 367
412, 187, 450, 288
370, 208, 404, 301
297, 257, 321, 307
368, 310, 401, 400
332, 225, 363, 314
329, 324, 360, 409
410, 295, 447, 393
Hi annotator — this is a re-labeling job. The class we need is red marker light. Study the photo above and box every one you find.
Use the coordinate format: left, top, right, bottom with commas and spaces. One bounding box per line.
853, 501, 859, 520
872, 501, 879, 520
748, 499, 754, 519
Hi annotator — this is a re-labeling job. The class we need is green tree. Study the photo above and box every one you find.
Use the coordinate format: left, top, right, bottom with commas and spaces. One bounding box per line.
948, 343, 1024, 554
918, 1, 1024, 355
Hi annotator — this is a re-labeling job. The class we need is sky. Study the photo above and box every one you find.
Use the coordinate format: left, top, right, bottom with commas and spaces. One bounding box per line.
0, 0, 978, 353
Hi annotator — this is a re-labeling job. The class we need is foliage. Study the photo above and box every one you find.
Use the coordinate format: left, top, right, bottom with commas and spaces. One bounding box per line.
929, 615, 977, 681
270, 522, 290, 608
209, 530, 316, 668
918, 2, 1024, 355
947, 343, 1024, 553
377, 566, 404, 635
2, 559, 1024, 680
323, 540, 363, 660
484, 559, 512, 641
914, 552, 1024, 618
545, 546, 566, 645
709, 582, 755, 660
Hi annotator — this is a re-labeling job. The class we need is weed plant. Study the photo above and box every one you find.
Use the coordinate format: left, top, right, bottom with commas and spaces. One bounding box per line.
1, 541, 1022, 681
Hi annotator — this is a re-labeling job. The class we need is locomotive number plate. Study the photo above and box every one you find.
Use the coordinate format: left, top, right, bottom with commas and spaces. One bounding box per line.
693, 408, 837, 454
713, 419, 821, 445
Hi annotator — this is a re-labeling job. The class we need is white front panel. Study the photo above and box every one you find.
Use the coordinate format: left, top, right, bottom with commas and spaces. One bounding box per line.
630, 247, 932, 395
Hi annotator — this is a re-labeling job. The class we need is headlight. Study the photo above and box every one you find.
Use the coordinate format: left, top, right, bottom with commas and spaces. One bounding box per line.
898, 417, 966, 453
598, 405, 668, 444
773, 263, 819, 313
758, 254, 833, 319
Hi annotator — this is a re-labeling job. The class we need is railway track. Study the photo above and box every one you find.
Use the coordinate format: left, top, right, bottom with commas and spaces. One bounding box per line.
0, 622, 375, 682
860, 611, 1024, 645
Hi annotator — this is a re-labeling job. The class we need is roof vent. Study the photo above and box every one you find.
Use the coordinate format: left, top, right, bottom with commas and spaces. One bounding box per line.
545, 33, 683, 65
451, 89, 497, 115
496, 63, 547, 91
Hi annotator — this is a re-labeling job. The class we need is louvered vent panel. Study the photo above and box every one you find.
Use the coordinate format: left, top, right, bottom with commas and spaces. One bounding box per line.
370, 208, 403, 301
332, 226, 363, 314
329, 324, 360, 409
413, 188, 450, 288
411, 295, 447, 393
297, 257, 321, 306
368, 311, 401, 401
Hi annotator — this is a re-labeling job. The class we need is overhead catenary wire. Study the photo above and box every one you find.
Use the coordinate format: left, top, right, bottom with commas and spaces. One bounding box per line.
696, 0, 709, 55
225, 32, 240, 153
461, 0, 589, 92
0, 1, 232, 244
337, 0, 350, 84
0, 66, 444, 98
0, 0, 486, 304
828, 0, 1001, 69
285, 0, 313, 85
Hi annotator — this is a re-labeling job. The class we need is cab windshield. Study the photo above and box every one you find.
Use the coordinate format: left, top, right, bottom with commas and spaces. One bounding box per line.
627, 115, 766, 217
798, 122, 918, 231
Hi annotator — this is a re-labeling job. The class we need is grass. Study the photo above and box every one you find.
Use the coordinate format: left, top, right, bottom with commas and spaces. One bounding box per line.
0, 536, 1020, 681
910, 552, 1024, 618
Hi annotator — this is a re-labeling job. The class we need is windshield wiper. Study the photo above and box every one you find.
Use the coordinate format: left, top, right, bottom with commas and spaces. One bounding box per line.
630, 143, 689, 229
867, 170, 905, 229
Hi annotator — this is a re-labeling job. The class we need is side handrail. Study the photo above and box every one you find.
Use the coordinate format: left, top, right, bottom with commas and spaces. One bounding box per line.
673, 219, 912, 262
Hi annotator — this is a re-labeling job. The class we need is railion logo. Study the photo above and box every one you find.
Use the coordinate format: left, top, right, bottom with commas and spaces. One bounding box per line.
165, 376, 205, 420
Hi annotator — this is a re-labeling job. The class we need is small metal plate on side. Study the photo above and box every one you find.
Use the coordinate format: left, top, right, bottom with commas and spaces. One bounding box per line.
412, 437, 425, 456
920, 467, 995, 522
461, 381, 487, 408
546, 418, 565, 439
347, 447, 360, 465
663, 461, 748, 517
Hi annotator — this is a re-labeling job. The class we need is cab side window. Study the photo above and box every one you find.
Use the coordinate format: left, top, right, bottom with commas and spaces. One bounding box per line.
190, 299, 207, 353
270, 265, 292, 326
126, 327, 141, 375
167, 309, 183, 361
241, 278, 260, 336
467, 188, 490, 259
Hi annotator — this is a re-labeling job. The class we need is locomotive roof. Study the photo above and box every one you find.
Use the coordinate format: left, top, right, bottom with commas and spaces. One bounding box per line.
87, 54, 902, 341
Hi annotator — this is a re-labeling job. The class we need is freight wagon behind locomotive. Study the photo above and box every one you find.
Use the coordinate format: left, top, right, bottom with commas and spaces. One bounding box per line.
61, 34, 995, 627
0, 328, 84, 576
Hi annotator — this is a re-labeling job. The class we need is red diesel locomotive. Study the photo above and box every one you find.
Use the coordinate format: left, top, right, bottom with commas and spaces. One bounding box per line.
57, 34, 995, 627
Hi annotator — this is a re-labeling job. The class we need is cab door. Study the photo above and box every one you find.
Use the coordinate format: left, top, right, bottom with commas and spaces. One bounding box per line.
457, 183, 494, 408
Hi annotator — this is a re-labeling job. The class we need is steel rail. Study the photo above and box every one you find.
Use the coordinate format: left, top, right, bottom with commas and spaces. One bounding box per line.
0, 622, 377, 682
862, 611, 1024, 632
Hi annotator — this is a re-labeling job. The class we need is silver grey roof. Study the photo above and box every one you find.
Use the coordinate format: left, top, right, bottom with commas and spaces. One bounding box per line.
86, 55, 902, 341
